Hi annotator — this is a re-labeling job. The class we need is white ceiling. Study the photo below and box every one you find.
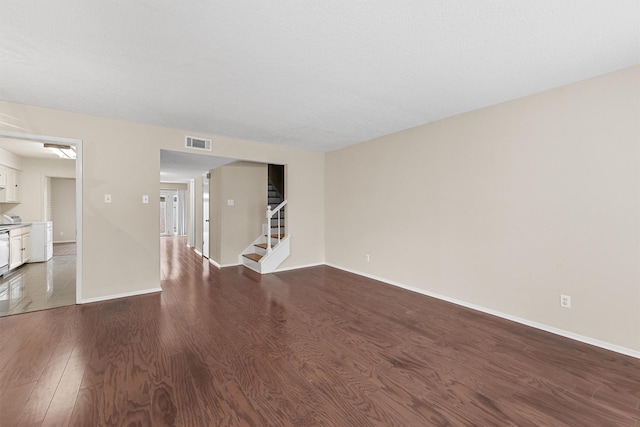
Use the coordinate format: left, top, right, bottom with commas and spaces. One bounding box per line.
160, 150, 236, 182
0, 137, 70, 160
0, 1, 638, 151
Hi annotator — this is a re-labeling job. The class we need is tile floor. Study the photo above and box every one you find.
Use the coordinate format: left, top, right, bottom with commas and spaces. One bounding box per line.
0, 246, 76, 317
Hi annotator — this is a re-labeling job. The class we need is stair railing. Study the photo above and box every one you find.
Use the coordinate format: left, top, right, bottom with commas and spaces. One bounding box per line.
266, 200, 287, 253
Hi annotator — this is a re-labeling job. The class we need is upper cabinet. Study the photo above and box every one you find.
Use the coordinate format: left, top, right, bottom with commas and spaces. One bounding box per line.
0, 167, 21, 203
0, 165, 6, 189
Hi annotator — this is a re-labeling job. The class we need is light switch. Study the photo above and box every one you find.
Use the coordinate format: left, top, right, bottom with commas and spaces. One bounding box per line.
227, 199, 234, 206
104, 194, 112, 203
142, 195, 149, 204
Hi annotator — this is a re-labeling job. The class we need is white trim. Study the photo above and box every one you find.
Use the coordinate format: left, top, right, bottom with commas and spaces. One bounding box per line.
0, 130, 80, 145
208, 258, 240, 269
223, 262, 240, 267
0, 131, 83, 304
53, 240, 76, 244
325, 263, 640, 360
75, 139, 83, 304
274, 262, 324, 273
194, 249, 203, 256
80, 287, 162, 304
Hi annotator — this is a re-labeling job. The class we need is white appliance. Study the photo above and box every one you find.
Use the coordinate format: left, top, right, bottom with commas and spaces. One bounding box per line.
0, 230, 9, 275
2, 214, 21, 224
28, 221, 53, 262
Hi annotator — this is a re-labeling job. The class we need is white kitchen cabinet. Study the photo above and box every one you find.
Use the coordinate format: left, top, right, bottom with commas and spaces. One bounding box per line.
9, 235, 22, 270
21, 233, 30, 263
28, 221, 53, 262
0, 165, 6, 188
0, 168, 21, 203
9, 226, 30, 270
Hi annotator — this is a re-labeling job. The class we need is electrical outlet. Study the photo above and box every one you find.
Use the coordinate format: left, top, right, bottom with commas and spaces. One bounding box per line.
142, 195, 149, 204
365, 253, 370, 262
560, 294, 571, 308
104, 194, 112, 203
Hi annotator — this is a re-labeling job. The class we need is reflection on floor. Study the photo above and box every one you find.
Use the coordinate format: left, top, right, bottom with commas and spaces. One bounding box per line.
0, 250, 76, 317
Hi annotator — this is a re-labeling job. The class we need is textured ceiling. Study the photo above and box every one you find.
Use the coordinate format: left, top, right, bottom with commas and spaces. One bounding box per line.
160, 150, 236, 182
1, 1, 638, 151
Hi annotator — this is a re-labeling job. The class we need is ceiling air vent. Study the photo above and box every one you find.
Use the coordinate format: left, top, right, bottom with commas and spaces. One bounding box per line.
185, 136, 212, 151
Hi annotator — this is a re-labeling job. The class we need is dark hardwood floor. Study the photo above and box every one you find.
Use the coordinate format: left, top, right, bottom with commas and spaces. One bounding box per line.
53, 242, 76, 257
0, 236, 638, 426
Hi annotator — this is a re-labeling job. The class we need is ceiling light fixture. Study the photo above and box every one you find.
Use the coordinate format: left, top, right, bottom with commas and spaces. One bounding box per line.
43, 143, 76, 159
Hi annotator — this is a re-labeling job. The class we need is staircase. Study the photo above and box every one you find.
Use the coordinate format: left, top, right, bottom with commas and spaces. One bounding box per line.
239, 179, 290, 274
267, 180, 285, 236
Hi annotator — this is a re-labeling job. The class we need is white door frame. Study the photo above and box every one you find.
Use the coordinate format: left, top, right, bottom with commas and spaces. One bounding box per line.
160, 189, 178, 236
202, 173, 210, 258
0, 130, 83, 304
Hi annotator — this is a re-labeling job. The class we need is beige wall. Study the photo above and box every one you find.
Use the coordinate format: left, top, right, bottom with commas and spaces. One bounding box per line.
326, 66, 640, 353
0, 101, 325, 301
209, 162, 267, 266
4, 157, 75, 221
51, 178, 76, 242
210, 169, 222, 262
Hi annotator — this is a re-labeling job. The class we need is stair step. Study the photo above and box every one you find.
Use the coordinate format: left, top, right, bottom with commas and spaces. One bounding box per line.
255, 243, 268, 250
266, 234, 285, 239
243, 253, 263, 263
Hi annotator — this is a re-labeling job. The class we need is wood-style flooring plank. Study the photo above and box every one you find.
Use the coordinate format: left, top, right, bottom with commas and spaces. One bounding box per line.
41, 354, 84, 427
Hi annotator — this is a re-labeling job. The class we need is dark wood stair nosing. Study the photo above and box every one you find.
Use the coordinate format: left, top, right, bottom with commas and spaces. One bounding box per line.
265, 234, 285, 239
242, 253, 263, 263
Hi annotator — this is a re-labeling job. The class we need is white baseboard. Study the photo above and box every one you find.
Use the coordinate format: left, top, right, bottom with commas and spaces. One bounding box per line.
208, 258, 240, 269
53, 240, 76, 244
80, 287, 162, 304
221, 262, 240, 267
274, 262, 324, 273
194, 249, 202, 256
325, 263, 640, 360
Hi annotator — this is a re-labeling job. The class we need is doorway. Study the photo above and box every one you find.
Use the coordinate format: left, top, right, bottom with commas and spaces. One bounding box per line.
160, 190, 178, 236
0, 130, 82, 313
159, 150, 287, 268
202, 173, 210, 258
